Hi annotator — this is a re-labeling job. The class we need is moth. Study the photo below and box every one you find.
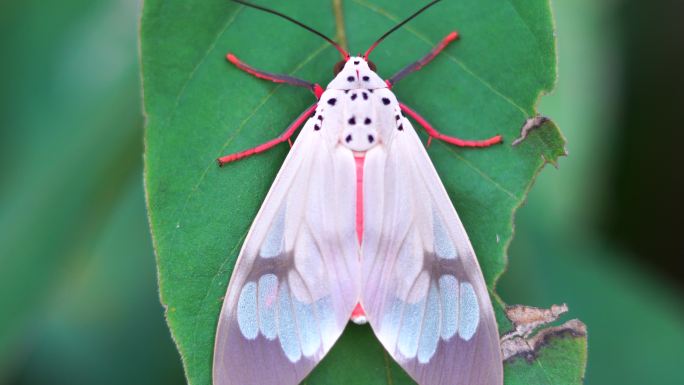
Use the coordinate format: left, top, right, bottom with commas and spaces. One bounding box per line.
213, 1, 504, 384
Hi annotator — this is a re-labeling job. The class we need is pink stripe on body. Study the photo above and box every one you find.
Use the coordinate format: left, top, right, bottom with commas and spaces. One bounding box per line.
352, 155, 367, 323
354, 155, 365, 244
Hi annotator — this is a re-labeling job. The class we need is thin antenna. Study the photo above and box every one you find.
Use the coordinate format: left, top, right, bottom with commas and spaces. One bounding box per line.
233, 0, 349, 59
364, 0, 443, 60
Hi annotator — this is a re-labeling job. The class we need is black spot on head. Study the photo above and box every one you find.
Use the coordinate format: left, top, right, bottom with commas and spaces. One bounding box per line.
351, 93, 357, 101
367, 135, 375, 143
345, 134, 353, 143
348, 116, 356, 125
364, 117, 372, 125
382, 98, 391, 105
314, 124, 320, 131
398, 124, 404, 131
354, 60, 360, 65
327, 98, 337, 106
362, 92, 368, 100
347, 76, 355, 82
362, 75, 370, 81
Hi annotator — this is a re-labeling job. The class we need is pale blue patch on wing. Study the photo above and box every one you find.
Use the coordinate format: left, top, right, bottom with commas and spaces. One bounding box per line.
433, 209, 456, 259
380, 298, 403, 349
397, 300, 426, 359
314, 296, 337, 349
257, 274, 278, 340
458, 282, 480, 341
417, 283, 441, 363
293, 299, 321, 357
237, 281, 258, 340
277, 281, 302, 362
260, 204, 286, 258
439, 274, 459, 340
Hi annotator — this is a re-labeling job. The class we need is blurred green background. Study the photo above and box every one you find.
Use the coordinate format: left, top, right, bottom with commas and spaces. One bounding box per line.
0, 0, 682, 384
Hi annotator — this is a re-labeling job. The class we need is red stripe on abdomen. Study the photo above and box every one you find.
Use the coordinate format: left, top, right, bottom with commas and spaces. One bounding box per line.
354, 155, 365, 245
352, 155, 368, 323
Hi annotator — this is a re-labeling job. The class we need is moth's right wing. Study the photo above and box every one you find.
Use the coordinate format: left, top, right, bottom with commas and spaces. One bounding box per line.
213, 107, 359, 385
361, 115, 503, 385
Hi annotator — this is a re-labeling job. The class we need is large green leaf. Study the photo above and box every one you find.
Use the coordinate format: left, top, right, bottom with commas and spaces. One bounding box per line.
141, 0, 586, 384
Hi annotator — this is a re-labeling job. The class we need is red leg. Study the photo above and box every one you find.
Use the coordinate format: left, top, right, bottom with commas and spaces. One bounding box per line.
217, 103, 318, 166
399, 102, 502, 147
227, 53, 324, 99
387, 31, 459, 87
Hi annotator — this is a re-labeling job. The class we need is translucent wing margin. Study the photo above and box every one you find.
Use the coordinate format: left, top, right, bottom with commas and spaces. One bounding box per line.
361, 118, 503, 385
213, 112, 360, 385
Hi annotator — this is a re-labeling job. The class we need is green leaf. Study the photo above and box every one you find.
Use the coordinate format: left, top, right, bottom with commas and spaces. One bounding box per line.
141, 0, 586, 384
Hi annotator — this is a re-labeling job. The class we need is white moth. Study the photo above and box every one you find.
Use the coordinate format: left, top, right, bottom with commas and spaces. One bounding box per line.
213, 1, 503, 384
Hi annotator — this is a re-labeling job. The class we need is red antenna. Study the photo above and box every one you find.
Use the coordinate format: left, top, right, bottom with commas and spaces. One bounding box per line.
364, 0, 443, 60
233, 0, 349, 60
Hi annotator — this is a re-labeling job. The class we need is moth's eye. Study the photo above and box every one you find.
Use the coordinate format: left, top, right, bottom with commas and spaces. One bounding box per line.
367, 60, 377, 72
333, 60, 346, 75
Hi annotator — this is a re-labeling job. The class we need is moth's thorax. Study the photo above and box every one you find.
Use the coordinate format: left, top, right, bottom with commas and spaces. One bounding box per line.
326, 56, 386, 90
311, 56, 402, 152
316, 84, 402, 152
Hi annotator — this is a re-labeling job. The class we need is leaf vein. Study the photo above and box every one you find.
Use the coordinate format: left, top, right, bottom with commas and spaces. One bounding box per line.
439, 144, 518, 201
169, 42, 330, 249
351, 0, 530, 116
163, 6, 243, 132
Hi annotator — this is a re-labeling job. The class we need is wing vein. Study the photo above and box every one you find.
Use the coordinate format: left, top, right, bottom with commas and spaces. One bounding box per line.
292, 264, 325, 353
415, 279, 431, 359
392, 252, 424, 355
286, 279, 304, 362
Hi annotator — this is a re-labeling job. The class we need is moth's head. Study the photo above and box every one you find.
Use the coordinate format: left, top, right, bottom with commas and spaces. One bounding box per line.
327, 56, 385, 90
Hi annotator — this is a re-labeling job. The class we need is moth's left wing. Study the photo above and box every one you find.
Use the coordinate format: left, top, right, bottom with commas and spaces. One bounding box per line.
361, 117, 503, 385
213, 108, 360, 385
